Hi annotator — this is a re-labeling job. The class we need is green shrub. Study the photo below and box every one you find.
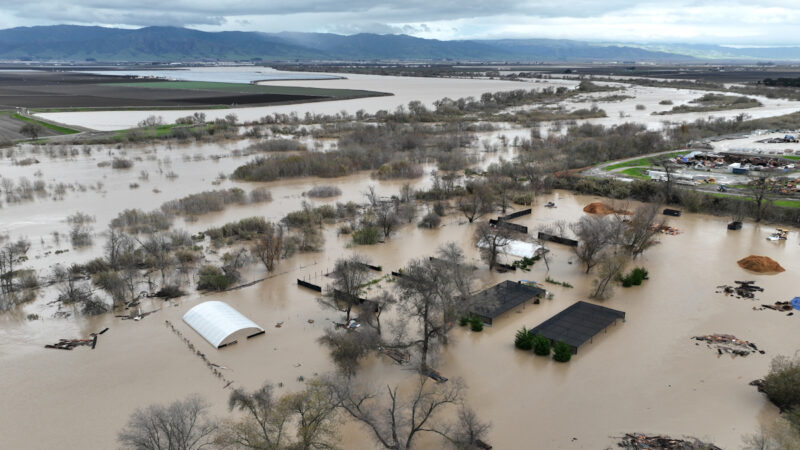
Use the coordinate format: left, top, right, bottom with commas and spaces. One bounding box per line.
621, 267, 649, 287
433, 202, 446, 217
762, 355, 800, 411
352, 226, 381, 245
459, 317, 470, 327
470, 316, 484, 332
533, 334, 551, 356
197, 265, 232, 291
418, 212, 441, 229
515, 327, 534, 350
553, 340, 572, 362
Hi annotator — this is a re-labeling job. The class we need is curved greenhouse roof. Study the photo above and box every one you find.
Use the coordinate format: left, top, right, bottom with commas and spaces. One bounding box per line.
182, 301, 264, 348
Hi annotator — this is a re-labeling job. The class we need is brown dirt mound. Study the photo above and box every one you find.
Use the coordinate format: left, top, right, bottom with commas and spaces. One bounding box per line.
737, 255, 785, 273
583, 202, 631, 215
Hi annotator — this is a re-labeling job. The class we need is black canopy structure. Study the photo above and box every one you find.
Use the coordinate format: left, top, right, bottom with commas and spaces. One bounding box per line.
529, 301, 625, 354
470, 280, 546, 324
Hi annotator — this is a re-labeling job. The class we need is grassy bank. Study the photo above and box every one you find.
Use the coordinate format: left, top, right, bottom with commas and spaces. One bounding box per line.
603, 151, 690, 171
10, 113, 79, 134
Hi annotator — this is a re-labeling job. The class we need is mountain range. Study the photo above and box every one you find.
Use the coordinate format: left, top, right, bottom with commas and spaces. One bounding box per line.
1, 25, 799, 62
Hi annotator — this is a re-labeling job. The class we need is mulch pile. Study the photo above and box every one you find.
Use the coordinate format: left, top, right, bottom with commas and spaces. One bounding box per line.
583, 202, 631, 215
737, 255, 785, 273
618, 433, 721, 449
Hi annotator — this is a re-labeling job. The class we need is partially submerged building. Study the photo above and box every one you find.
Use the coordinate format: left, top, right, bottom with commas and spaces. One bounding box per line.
470, 280, 546, 325
529, 301, 625, 354
183, 301, 265, 348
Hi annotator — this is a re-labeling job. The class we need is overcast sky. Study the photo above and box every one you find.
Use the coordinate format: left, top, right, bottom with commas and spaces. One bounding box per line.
2, 1, 799, 45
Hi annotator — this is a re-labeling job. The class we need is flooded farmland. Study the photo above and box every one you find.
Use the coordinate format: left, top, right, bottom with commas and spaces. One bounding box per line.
2, 71, 800, 449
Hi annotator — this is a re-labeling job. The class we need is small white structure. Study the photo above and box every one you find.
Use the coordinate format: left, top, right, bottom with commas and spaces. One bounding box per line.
182, 301, 264, 348
477, 238, 544, 258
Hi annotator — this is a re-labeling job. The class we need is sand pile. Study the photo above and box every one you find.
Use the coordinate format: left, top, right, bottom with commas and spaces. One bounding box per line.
737, 255, 785, 273
583, 202, 631, 215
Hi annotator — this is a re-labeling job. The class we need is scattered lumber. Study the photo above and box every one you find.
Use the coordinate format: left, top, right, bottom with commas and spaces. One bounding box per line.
617, 433, 721, 449
380, 347, 410, 365
44, 334, 98, 351
692, 333, 762, 356
716, 280, 763, 299
424, 369, 448, 383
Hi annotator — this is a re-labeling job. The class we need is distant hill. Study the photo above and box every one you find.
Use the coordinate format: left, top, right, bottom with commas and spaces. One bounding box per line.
0, 25, 692, 62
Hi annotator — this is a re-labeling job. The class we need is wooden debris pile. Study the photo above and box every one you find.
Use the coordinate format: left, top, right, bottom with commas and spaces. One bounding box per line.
617, 433, 721, 449
716, 280, 763, 299
380, 347, 410, 364
692, 333, 763, 357
652, 224, 681, 235
44, 328, 108, 350
757, 301, 795, 314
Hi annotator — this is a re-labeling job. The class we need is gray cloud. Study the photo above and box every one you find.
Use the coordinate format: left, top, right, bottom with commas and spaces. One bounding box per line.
2, 1, 800, 44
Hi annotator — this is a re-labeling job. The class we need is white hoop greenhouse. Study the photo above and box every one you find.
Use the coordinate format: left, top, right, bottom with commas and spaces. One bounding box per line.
182, 301, 264, 348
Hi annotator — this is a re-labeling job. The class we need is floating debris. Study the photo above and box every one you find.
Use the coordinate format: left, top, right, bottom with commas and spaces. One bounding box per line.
757, 301, 795, 313
716, 280, 763, 299
379, 347, 410, 365
693, 334, 762, 357
653, 224, 681, 235
45, 332, 100, 351
617, 433, 721, 449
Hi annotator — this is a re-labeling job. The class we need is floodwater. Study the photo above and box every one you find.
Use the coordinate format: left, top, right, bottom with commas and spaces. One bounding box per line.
81, 66, 343, 83
4, 75, 800, 449
1, 184, 798, 449
38, 74, 800, 136
37, 74, 576, 131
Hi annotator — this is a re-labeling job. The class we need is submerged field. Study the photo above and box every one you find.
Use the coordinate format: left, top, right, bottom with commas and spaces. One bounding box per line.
0, 71, 388, 115
1, 68, 799, 449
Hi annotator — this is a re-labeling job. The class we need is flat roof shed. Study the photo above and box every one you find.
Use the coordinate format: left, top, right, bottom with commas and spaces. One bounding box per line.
470, 280, 546, 324
183, 301, 265, 348
529, 301, 625, 354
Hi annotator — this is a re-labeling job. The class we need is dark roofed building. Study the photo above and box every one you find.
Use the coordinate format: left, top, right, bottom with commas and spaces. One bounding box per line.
529, 301, 625, 354
470, 280, 546, 324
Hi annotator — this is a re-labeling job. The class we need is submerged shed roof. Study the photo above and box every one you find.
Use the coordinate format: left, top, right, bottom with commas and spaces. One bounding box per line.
470, 280, 546, 324
182, 301, 264, 348
529, 301, 625, 354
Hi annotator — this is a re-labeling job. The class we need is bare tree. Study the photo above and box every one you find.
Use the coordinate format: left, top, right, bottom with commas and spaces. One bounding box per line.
374, 201, 400, 238
571, 215, 621, 273
620, 203, 663, 258
535, 225, 554, 271
394, 244, 475, 371
322, 254, 372, 322
365, 185, 379, 207
219, 383, 289, 449
359, 291, 396, 336
279, 380, 340, 450
19, 122, 43, 140
251, 223, 284, 272
219, 381, 339, 450
118, 394, 217, 450
0, 238, 30, 293
329, 376, 488, 450
591, 251, 629, 299
318, 327, 380, 377
655, 158, 679, 202
747, 174, 779, 222
457, 192, 493, 224
66, 212, 95, 247
473, 221, 512, 270
139, 233, 173, 285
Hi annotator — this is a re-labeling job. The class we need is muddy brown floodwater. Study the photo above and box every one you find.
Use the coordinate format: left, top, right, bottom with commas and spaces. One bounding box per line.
1, 186, 798, 449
